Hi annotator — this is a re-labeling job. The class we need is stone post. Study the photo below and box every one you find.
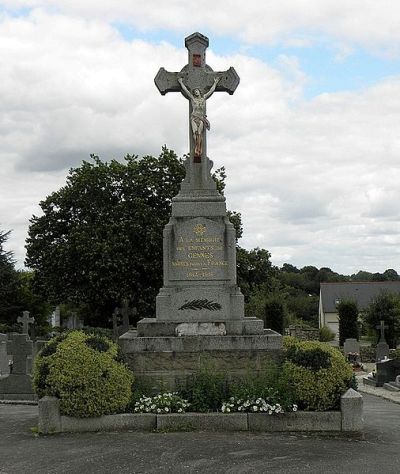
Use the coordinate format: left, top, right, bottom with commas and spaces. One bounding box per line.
38, 396, 61, 434
341, 388, 363, 432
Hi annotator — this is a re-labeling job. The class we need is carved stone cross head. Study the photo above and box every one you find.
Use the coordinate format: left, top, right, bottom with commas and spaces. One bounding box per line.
17, 310, 35, 336
154, 32, 239, 164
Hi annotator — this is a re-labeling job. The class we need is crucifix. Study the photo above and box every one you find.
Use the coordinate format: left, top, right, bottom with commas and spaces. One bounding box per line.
154, 32, 239, 190
17, 311, 35, 336
376, 320, 389, 343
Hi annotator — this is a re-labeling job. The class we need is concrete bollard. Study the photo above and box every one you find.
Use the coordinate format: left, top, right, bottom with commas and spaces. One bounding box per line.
38, 396, 61, 434
341, 388, 363, 432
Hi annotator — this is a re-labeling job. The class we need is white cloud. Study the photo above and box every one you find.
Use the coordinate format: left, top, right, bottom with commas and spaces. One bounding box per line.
1, 8, 400, 275
2, 1, 400, 54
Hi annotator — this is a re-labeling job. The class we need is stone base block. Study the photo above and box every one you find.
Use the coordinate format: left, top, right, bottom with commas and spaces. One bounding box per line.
157, 413, 247, 432
362, 376, 379, 387
62, 413, 156, 433
119, 330, 282, 391
248, 411, 342, 432
137, 317, 265, 337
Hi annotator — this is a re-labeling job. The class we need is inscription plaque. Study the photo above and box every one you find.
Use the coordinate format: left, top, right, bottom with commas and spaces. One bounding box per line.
170, 218, 229, 281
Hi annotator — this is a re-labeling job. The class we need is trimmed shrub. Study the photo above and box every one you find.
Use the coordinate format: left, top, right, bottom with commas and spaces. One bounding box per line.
282, 339, 353, 411
337, 299, 359, 346
33, 331, 133, 418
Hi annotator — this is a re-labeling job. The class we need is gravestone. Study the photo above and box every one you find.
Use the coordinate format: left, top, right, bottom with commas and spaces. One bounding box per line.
0, 334, 10, 376
112, 300, 136, 340
50, 306, 61, 327
376, 320, 390, 362
344, 338, 361, 363
17, 310, 35, 336
120, 33, 281, 390
374, 358, 400, 387
0, 334, 35, 400
64, 312, 83, 330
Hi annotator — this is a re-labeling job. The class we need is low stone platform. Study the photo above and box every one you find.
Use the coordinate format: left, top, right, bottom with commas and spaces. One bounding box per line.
119, 329, 282, 391
38, 390, 363, 434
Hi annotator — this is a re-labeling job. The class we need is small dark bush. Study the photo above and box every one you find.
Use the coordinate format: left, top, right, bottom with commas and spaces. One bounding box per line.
180, 365, 228, 412
39, 333, 68, 358
286, 344, 331, 371
85, 335, 110, 353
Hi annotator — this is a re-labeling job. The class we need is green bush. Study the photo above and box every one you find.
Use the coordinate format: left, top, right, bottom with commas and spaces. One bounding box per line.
390, 348, 400, 360
33, 331, 133, 418
282, 340, 353, 411
319, 325, 336, 342
180, 364, 229, 412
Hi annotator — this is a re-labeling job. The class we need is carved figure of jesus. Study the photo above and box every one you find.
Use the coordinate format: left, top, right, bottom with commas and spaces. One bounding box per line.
178, 76, 220, 158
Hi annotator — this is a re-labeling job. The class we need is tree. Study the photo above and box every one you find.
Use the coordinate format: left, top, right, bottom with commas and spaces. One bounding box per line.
236, 247, 277, 302
25, 148, 240, 327
364, 291, 400, 348
337, 299, 359, 346
0, 228, 22, 325
263, 295, 286, 334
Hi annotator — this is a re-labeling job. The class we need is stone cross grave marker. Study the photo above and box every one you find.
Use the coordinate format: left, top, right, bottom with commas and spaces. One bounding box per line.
376, 320, 390, 362
155, 32, 239, 190
17, 311, 35, 336
376, 320, 389, 342
6, 334, 33, 375
114, 299, 136, 336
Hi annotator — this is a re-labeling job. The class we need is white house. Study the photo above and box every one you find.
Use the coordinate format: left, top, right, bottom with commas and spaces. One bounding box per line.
319, 281, 400, 338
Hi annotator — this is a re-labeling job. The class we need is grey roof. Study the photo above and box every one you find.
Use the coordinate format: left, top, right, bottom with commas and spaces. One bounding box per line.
320, 281, 400, 313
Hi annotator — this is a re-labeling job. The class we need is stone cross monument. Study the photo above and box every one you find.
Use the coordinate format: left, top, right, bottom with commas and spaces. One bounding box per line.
120, 33, 280, 390
137, 32, 262, 337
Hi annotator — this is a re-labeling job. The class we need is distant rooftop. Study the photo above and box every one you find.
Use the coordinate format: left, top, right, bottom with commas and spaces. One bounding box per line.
320, 281, 400, 313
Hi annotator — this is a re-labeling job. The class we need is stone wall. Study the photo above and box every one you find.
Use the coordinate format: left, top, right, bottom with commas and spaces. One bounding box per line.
287, 326, 319, 341
120, 330, 283, 391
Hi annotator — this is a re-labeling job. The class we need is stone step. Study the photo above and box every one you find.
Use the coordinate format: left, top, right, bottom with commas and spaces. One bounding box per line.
383, 382, 400, 392
362, 376, 378, 387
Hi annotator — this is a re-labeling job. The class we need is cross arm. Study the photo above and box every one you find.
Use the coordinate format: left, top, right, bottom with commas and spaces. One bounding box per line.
154, 68, 181, 95
214, 67, 240, 95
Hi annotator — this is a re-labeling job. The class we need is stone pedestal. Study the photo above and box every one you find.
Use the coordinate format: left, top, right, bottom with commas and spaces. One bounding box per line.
120, 329, 282, 391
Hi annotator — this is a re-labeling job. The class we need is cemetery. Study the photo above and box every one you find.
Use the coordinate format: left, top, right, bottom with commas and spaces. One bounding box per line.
0, 33, 368, 437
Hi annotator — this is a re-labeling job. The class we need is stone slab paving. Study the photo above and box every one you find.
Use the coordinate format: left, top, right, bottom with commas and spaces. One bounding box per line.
356, 371, 400, 405
1, 394, 400, 473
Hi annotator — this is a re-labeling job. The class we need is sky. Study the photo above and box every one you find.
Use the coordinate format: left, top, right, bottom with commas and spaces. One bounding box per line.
1, 1, 400, 275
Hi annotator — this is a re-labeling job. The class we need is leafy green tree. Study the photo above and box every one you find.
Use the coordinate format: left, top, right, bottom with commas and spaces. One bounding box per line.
0, 229, 22, 325
337, 299, 359, 346
26, 149, 184, 326
25, 148, 240, 327
364, 291, 400, 348
237, 247, 277, 302
18, 271, 52, 333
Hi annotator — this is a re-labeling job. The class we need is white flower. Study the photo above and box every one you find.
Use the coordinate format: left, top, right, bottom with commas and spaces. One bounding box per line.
178, 408, 183, 413
252, 406, 258, 412
165, 407, 169, 412
157, 408, 161, 413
